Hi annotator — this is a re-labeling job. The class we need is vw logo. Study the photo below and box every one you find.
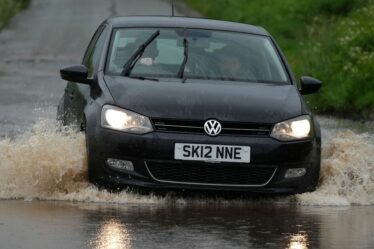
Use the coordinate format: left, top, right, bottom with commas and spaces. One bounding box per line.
204, 120, 222, 136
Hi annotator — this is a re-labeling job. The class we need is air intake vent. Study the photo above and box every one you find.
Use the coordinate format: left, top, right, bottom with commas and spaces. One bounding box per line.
146, 161, 277, 187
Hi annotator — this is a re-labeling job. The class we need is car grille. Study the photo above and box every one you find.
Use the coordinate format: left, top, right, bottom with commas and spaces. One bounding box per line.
152, 119, 272, 136
145, 161, 277, 186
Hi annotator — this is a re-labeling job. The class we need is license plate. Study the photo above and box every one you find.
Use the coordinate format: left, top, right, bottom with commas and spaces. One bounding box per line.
174, 143, 250, 163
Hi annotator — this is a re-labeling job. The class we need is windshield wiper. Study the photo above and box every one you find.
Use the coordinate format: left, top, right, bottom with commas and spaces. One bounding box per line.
177, 37, 189, 82
128, 76, 159, 81
121, 30, 160, 77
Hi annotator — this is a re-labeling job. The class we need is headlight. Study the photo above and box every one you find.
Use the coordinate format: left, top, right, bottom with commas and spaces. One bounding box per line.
101, 105, 153, 134
270, 115, 312, 141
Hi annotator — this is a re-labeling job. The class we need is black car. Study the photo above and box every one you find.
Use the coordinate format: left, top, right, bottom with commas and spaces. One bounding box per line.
58, 16, 322, 194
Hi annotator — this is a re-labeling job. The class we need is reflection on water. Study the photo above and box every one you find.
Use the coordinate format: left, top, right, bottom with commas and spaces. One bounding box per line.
288, 234, 309, 249
92, 225, 310, 249
94, 220, 131, 249
80, 204, 322, 249
0, 201, 373, 249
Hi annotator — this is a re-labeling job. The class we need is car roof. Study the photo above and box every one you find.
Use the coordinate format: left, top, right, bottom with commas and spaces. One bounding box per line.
105, 16, 269, 36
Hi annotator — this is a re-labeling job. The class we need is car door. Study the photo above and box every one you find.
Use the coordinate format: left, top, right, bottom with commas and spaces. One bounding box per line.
60, 25, 108, 127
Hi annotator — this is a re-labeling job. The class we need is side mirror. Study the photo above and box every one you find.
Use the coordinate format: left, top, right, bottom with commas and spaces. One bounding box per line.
60, 65, 91, 84
300, 76, 322, 95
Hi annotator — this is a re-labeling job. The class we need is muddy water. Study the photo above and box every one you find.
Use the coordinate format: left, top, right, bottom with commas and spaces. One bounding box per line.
0, 117, 372, 249
0, 117, 373, 206
0, 194, 374, 249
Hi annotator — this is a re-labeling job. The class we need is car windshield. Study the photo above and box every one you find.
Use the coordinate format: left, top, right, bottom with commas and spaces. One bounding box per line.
106, 28, 289, 83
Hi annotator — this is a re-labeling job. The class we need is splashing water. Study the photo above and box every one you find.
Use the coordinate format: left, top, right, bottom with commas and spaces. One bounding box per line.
298, 131, 374, 206
0, 119, 373, 206
0, 120, 165, 204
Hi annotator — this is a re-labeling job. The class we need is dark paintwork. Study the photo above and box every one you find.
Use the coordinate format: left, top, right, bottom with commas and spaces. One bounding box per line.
104, 76, 302, 124
58, 16, 322, 193
106, 16, 268, 35
300, 76, 323, 95
60, 64, 91, 84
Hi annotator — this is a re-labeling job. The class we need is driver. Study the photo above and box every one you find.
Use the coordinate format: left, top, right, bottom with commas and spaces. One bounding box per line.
218, 46, 255, 80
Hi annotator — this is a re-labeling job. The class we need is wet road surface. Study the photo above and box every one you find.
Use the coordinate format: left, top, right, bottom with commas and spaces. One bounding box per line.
0, 1, 374, 249
1, 201, 374, 249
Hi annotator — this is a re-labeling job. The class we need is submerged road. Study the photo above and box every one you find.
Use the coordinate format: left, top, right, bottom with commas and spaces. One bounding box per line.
0, 1, 374, 249
0, 201, 374, 249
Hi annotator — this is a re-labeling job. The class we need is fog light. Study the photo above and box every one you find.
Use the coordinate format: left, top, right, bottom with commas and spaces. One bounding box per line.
106, 158, 134, 172
285, 168, 306, 178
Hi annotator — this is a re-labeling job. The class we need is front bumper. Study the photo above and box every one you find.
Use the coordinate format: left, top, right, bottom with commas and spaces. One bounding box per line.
86, 127, 321, 193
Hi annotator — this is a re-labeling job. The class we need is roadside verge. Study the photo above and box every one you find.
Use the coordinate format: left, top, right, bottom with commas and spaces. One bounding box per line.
0, 0, 30, 30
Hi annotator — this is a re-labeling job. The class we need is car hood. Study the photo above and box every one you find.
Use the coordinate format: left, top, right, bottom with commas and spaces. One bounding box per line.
104, 76, 302, 124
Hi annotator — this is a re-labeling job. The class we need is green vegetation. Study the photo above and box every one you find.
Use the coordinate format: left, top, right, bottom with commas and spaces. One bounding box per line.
0, 0, 30, 30
185, 0, 374, 115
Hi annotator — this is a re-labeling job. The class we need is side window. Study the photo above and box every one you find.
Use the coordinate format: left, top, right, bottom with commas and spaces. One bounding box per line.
82, 25, 109, 77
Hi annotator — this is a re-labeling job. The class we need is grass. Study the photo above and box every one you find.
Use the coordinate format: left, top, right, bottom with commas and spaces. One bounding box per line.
185, 0, 374, 116
0, 0, 30, 30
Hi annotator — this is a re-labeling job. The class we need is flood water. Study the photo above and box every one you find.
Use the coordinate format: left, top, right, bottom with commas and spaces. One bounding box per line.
0, 116, 373, 249
0, 199, 374, 249
1, 117, 373, 206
